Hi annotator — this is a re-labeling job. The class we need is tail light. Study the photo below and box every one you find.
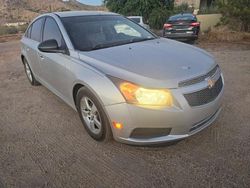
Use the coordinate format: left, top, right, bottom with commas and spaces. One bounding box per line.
163, 23, 172, 29
190, 22, 200, 27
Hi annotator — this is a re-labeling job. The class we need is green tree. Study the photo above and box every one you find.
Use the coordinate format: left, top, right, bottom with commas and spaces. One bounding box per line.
217, 0, 250, 31
104, 0, 175, 29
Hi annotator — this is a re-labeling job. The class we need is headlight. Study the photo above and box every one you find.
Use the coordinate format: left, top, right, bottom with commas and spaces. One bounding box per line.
119, 82, 173, 107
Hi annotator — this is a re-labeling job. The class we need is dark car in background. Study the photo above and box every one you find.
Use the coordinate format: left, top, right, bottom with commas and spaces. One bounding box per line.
162, 13, 200, 42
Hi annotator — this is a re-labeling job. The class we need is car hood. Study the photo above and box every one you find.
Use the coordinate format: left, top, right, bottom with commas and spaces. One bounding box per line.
78, 38, 216, 88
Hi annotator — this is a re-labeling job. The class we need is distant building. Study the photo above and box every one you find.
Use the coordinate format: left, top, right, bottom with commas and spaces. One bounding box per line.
4, 22, 27, 27
175, 0, 215, 9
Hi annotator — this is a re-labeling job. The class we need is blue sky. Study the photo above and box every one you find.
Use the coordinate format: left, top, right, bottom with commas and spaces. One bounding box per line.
77, 0, 103, 6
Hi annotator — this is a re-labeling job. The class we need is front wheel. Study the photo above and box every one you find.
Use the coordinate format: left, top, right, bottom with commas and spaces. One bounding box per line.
76, 87, 112, 142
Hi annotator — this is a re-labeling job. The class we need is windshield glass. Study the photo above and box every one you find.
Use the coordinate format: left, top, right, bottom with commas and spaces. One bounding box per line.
61, 15, 155, 51
129, 17, 141, 23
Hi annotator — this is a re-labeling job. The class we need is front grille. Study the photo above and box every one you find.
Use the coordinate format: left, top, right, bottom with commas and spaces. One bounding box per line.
179, 65, 219, 87
184, 76, 223, 106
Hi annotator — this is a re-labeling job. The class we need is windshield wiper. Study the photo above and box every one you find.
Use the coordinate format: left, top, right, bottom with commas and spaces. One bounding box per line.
91, 40, 130, 51
129, 37, 155, 43
90, 37, 155, 51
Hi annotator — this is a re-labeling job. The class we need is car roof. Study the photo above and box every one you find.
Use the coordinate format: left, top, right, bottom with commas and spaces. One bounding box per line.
54, 11, 119, 18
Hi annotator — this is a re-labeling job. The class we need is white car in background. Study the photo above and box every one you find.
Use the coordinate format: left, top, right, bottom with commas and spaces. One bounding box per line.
128, 16, 150, 30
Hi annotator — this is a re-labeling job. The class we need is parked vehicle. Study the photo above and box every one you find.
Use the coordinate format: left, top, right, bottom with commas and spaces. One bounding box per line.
163, 13, 200, 42
21, 11, 223, 145
128, 16, 150, 30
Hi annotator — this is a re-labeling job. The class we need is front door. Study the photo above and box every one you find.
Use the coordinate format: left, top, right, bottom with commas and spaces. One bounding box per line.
38, 16, 72, 102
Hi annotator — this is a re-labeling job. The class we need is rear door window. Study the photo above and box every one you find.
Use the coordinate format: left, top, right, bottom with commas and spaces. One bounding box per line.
30, 18, 44, 42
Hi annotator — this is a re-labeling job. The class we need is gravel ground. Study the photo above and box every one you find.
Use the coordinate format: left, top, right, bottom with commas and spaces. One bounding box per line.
0, 40, 250, 188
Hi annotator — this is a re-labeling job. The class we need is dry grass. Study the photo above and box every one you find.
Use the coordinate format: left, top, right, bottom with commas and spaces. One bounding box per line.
200, 26, 250, 43
0, 34, 22, 43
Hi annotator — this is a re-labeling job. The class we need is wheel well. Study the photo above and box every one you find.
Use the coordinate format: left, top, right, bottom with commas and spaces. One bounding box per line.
21, 55, 25, 64
73, 84, 84, 105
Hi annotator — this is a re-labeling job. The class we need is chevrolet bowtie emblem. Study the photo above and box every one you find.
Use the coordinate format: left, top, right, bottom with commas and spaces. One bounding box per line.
206, 77, 216, 89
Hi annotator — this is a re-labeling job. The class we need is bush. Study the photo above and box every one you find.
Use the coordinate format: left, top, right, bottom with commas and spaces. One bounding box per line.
18, 24, 28, 33
148, 3, 194, 29
217, 0, 250, 32
105, 0, 176, 29
173, 3, 192, 14
149, 7, 171, 29
7, 27, 18, 34
199, 6, 220, 14
0, 26, 18, 35
0, 24, 28, 36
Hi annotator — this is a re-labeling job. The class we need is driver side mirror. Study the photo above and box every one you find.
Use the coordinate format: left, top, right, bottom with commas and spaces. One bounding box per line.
38, 39, 67, 54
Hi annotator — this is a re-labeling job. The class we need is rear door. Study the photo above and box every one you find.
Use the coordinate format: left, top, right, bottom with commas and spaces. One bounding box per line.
22, 17, 45, 78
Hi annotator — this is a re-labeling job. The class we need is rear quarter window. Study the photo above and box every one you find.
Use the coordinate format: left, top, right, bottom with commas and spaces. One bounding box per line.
130, 18, 140, 24
25, 25, 32, 38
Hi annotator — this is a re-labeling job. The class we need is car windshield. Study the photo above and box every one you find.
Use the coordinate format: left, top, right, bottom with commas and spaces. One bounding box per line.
61, 15, 156, 51
129, 17, 141, 23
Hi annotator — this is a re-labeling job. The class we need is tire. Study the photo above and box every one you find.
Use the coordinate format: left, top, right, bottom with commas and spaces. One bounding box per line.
188, 40, 196, 45
76, 87, 112, 142
23, 58, 40, 86
162, 29, 165, 37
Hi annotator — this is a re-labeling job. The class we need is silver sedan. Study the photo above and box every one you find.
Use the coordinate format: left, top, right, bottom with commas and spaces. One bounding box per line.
20, 11, 224, 145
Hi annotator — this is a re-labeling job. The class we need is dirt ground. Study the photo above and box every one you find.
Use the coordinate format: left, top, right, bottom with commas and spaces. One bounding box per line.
0, 40, 250, 188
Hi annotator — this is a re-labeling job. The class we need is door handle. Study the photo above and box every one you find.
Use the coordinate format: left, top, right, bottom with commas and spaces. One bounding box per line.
39, 54, 44, 60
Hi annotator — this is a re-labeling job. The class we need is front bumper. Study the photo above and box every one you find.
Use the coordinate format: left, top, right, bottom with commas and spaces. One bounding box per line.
105, 75, 224, 145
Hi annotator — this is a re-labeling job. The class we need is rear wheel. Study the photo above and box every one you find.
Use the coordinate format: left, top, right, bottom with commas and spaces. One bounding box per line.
23, 58, 40, 86
76, 87, 112, 142
189, 40, 196, 45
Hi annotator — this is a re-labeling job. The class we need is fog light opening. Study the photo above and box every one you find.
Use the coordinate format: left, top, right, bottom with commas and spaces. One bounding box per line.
113, 122, 123, 129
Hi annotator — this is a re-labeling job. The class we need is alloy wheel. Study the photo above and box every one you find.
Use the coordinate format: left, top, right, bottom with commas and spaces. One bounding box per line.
80, 96, 102, 135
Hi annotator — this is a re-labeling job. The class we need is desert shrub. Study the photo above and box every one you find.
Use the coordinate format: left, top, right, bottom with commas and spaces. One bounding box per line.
217, 0, 250, 32
7, 26, 18, 34
18, 24, 28, 33
0, 26, 18, 35
0, 24, 28, 36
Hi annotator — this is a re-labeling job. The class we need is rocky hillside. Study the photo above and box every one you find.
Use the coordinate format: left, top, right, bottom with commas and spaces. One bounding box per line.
0, 0, 106, 24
